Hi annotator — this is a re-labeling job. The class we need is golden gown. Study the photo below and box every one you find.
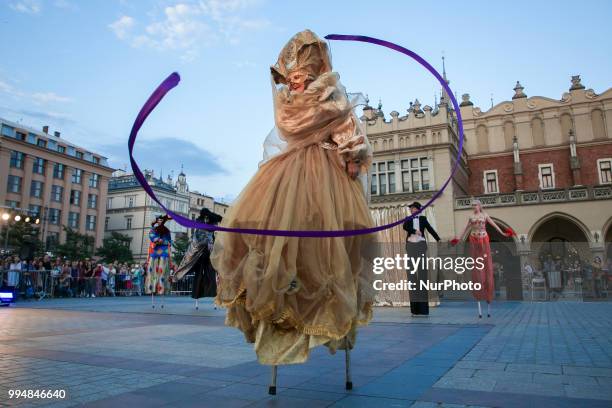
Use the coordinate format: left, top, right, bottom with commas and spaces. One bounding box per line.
211, 30, 375, 365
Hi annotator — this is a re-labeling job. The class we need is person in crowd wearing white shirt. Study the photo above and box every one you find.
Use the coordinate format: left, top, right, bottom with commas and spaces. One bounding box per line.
8, 256, 22, 292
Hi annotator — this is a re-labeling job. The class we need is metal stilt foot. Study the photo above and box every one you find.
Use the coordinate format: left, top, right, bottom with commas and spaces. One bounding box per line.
345, 337, 352, 390
268, 365, 277, 395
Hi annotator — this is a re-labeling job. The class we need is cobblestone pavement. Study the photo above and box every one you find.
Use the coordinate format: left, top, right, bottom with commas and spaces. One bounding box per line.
0, 297, 610, 407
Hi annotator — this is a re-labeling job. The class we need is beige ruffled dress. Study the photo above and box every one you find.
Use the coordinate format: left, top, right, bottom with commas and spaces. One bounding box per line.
211, 30, 375, 365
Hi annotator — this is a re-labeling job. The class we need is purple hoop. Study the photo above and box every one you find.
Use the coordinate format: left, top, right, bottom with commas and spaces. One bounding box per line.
128, 34, 464, 237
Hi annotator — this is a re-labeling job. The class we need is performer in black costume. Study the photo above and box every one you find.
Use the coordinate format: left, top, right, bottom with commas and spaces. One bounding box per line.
171, 208, 222, 306
402, 202, 440, 316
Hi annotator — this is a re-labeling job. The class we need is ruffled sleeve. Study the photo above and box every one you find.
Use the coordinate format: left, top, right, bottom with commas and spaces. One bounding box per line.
331, 114, 373, 172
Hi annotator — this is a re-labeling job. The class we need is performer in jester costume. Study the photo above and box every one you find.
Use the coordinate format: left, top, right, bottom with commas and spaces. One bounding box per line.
145, 214, 173, 299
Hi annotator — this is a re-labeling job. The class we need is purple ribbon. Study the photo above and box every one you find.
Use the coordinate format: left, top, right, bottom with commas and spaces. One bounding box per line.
128, 34, 464, 237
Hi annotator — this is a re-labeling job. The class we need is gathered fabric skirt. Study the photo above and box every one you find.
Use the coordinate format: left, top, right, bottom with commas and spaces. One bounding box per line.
469, 234, 494, 302
211, 144, 375, 365
192, 249, 217, 299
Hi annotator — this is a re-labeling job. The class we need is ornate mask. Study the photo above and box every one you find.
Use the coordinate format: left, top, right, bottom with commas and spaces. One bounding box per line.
270, 29, 332, 86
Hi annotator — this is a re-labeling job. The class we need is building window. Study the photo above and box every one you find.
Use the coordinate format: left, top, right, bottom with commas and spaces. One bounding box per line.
126, 217, 132, 229
87, 194, 98, 209
86, 215, 96, 231
30, 180, 44, 198
37, 139, 47, 148
53, 163, 65, 179
68, 212, 79, 229
57, 145, 65, 154
10, 151, 24, 169
48, 208, 61, 225
598, 159, 612, 184
93, 156, 99, 164
105, 217, 109, 231
401, 157, 430, 192
370, 161, 396, 195
89, 173, 99, 188
1, 124, 15, 137
483, 170, 499, 194
51, 185, 63, 202
107, 197, 113, 209
70, 190, 81, 206
7, 175, 21, 193
32, 157, 45, 175
76, 151, 83, 159
72, 168, 82, 184
46, 232, 59, 251
538, 164, 555, 189
29, 205, 41, 217
126, 195, 135, 208
5, 200, 20, 208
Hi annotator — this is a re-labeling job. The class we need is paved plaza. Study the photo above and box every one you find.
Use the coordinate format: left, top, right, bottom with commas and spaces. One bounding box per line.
0, 297, 611, 407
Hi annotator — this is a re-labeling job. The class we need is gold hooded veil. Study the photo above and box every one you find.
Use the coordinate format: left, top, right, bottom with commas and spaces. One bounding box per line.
211, 29, 375, 365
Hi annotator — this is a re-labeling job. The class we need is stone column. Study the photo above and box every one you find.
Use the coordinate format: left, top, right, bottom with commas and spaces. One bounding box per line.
571, 156, 582, 186
514, 162, 524, 191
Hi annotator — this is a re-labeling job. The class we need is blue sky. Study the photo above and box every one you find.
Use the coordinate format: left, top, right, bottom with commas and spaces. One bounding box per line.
1, 0, 611, 202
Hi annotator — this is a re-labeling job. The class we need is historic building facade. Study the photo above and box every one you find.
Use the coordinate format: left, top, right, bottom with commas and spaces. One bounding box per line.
365, 75, 612, 302
106, 169, 229, 261
106, 169, 190, 262
0, 118, 113, 250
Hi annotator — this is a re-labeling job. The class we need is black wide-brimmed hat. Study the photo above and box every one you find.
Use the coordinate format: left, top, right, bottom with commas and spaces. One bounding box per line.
408, 201, 422, 210
198, 208, 223, 224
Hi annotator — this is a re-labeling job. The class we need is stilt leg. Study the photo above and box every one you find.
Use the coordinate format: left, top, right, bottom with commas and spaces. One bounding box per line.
151, 293, 155, 309
477, 301, 482, 318
268, 365, 277, 395
345, 337, 352, 390
487, 302, 491, 318
161, 293, 164, 309
195, 298, 199, 310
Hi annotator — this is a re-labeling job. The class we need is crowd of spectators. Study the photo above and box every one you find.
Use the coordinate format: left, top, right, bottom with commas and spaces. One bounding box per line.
1, 254, 148, 299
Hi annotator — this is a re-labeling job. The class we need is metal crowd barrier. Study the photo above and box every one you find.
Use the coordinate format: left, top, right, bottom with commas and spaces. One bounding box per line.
0, 269, 197, 300
170, 273, 195, 295
0, 269, 54, 300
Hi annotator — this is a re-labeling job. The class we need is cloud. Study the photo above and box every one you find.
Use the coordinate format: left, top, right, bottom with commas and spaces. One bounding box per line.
31, 92, 73, 103
0, 77, 72, 105
109, 0, 268, 60
100, 137, 227, 178
9, 0, 41, 14
0, 105, 76, 127
109, 15, 135, 40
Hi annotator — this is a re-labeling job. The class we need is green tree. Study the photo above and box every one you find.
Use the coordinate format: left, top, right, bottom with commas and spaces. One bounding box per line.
172, 233, 190, 266
96, 232, 133, 264
55, 227, 95, 260
1, 221, 43, 258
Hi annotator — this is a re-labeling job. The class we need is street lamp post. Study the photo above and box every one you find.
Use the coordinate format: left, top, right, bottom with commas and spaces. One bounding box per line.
2, 212, 10, 253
